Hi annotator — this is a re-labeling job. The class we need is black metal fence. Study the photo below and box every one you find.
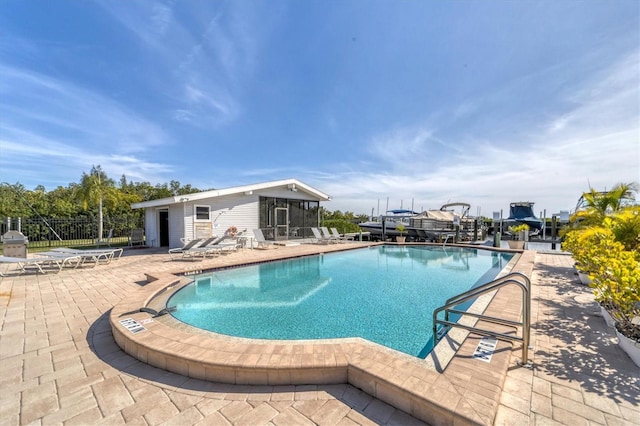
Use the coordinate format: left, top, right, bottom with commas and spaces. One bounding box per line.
0, 216, 144, 249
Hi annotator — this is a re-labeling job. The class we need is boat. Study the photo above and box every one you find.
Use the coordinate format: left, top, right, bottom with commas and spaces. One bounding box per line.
407, 202, 478, 242
503, 202, 544, 233
358, 209, 418, 240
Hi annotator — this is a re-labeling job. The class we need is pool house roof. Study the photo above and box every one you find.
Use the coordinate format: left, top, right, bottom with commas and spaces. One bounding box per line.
130, 178, 331, 209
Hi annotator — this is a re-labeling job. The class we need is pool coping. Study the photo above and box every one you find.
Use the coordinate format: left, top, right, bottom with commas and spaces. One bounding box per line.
110, 244, 535, 425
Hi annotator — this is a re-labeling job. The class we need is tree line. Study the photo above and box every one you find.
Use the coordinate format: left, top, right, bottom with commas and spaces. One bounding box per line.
1, 165, 368, 224
0, 166, 206, 221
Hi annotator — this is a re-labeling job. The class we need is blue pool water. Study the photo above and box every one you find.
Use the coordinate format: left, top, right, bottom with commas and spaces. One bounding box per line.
168, 246, 513, 358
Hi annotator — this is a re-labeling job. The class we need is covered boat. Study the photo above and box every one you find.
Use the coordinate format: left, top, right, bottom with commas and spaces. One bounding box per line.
407, 202, 477, 241
503, 202, 543, 233
358, 209, 418, 240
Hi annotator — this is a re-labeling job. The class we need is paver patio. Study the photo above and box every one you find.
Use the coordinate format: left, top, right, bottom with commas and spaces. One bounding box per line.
0, 243, 638, 425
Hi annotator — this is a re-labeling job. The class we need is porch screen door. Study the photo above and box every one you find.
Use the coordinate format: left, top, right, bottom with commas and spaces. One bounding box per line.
275, 207, 289, 240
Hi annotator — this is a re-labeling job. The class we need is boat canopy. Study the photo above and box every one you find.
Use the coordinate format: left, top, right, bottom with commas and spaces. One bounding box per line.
507, 202, 537, 220
505, 201, 544, 231
386, 209, 419, 215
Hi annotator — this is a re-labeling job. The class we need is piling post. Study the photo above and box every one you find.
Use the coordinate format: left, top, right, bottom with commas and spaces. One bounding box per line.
473, 219, 478, 241
382, 217, 386, 241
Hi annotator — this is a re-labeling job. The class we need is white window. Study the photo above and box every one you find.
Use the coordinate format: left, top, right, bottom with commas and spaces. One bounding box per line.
194, 205, 210, 221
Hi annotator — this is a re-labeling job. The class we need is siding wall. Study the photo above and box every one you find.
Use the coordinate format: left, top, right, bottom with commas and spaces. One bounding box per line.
178, 193, 260, 244
144, 187, 323, 248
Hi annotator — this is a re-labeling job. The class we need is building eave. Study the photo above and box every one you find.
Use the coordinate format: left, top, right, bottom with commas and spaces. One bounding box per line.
130, 178, 331, 209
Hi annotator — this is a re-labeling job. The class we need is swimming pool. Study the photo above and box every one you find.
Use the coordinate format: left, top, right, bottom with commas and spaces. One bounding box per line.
168, 245, 513, 357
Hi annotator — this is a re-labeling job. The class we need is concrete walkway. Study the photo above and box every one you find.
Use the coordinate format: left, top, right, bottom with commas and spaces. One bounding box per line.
0, 246, 638, 425
495, 252, 639, 425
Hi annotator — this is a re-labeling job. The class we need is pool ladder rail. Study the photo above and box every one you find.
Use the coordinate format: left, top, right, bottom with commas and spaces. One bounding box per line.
432, 272, 532, 367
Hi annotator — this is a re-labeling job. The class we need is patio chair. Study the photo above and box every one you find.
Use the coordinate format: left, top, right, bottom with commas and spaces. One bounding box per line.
0, 255, 81, 276
129, 228, 145, 247
253, 229, 277, 249
311, 228, 332, 244
97, 228, 113, 248
320, 227, 341, 243
207, 239, 241, 255
168, 238, 203, 259
183, 235, 235, 258
50, 247, 124, 264
330, 228, 348, 242
195, 235, 222, 248
39, 251, 87, 269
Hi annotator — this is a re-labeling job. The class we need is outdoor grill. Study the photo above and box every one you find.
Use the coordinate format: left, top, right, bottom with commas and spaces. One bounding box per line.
2, 230, 29, 258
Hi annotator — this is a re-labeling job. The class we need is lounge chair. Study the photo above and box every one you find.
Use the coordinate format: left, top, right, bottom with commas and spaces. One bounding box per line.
0, 254, 81, 276
208, 239, 241, 255
51, 247, 124, 264
253, 229, 277, 249
320, 227, 341, 243
39, 251, 87, 268
168, 238, 203, 259
183, 235, 236, 258
194, 235, 221, 248
311, 228, 332, 244
330, 228, 348, 242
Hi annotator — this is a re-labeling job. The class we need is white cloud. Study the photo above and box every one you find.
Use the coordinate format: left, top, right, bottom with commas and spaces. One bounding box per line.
98, 1, 267, 127
0, 65, 174, 188
0, 65, 170, 152
151, 3, 174, 37
367, 125, 463, 172
311, 49, 640, 216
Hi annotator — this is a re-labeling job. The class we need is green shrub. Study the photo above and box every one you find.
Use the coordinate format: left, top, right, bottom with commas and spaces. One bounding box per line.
564, 217, 640, 341
322, 219, 361, 234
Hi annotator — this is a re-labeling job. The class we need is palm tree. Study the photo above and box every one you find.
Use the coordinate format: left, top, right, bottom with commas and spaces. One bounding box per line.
573, 182, 638, 227
77, 166, 116, 245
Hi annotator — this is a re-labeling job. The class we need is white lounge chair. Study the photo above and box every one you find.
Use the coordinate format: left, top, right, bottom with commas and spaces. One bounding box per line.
0, 255, 81, 276
51, 247, 124, 264
183, 235, 235, 258
320, 227, 341, 243
195, 235, 221, 248
39, 251, 86, 268
253, 229, 277, 249
168, 238, 203, 259
208, 240, 240, 255
330, 228, 348, 242
311, 228, 331, 244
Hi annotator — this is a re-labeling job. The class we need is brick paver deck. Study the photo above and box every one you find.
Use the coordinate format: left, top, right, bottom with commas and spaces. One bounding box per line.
495, 253, 639, 425
0, 244, 638, 425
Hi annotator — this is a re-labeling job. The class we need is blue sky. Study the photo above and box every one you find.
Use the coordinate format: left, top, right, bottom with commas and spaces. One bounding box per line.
1, 0, 638, 217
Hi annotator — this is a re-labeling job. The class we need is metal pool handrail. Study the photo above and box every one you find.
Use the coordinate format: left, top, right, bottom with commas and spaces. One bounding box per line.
432, 271, 532, 366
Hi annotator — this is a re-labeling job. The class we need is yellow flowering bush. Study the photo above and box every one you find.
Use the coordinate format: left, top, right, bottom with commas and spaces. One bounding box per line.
564, 223, 640, 341
596, 251, 640, 339
563, 227, 607, 274
610, 206, 640, 255
509, 223, 530, 234
508, 223, 530, 241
